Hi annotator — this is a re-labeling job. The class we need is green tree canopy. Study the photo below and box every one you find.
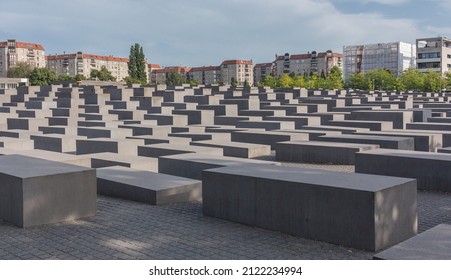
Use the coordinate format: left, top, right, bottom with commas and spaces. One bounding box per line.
399, 68, 424, 91
7, 62, 33, 78
90, 66, 116, 81
29, 68, 57, 86
57, 74, 72, 81
166, 71, 187, 86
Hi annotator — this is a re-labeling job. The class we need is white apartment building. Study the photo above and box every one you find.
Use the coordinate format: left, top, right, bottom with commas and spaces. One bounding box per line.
0, 39, 46, 77
46, 52, 131, 81
416, 37, 451, 75
343, 42, 416, 80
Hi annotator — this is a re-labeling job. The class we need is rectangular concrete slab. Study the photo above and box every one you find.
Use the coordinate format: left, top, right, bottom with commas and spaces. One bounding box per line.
97, 166, 201, 205
202, 164, 417, 251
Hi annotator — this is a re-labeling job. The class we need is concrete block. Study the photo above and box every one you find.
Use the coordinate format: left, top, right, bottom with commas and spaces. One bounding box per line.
317, 134, 414, 150
275, 140, 379, 164
202, 164, 417, 251
191, 139, 271, 158
355, 148, 451, 192
0, 154, 96, 228
89, 152, 158, 172
138, 143, 223, 158
159, 153, 279, 180
97, 166, 201, 205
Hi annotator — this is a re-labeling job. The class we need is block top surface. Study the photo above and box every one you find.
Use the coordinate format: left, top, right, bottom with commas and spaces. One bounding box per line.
358, 148, 451, 161
0, 154, 92, 178
162, 153, 279, 166
204, 164, 415, 192
374, 224, 451, 260
97, 166, 200, 190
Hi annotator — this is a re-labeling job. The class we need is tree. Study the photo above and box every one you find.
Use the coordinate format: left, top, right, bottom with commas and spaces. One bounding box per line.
124, 76, 142, 84
74, 74, 86, 82
345, 72, 369, 90
366, 69, 397, 90
325, 66, 344, 89
423, 71, 443, 92
260, 75, 276, 88
166, 71, 186, 86
230, 77, 238, 87
243, 80, 250, 89
292, 74, 306, 88
90, 66, 116, 81
128, 43, 147, 84
277, 74, 293, 88
57, 74, 72, 81
29, 68, 57, 86
399, 68, 424, 91
7, 62, 33, 78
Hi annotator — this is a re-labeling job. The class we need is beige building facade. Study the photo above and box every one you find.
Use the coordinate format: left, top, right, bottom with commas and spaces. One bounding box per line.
0, 39, 45, 77
220, 60, 253, 85
416, 37, 451, 75
46, 52, 130, 81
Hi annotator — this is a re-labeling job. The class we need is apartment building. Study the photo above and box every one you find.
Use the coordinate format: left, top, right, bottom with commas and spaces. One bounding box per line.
274, 51, 343, 78
253, 63, 273, 85
153, 66, 191, 84
343, 42, 416, 80
46, 52, 130, 81
0, 39, 45, 77
189, 66, 221, 85
220, 60, 253, 85
416, 37, 451, 75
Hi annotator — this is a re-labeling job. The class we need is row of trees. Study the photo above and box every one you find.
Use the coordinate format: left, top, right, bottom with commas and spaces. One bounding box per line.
346, 68, 450, 92
259, 66, 344, 90
259, 66, 451, 92
7, 62, 116, 86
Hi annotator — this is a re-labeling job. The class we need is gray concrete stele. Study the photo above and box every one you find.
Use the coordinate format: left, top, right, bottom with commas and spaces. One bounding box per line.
202, 164, 417, 251
0, 154, 96, 228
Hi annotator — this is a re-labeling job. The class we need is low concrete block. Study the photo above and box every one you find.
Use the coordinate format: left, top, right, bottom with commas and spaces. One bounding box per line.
191, 139, 271, 158
0, 154, 96, 228
275, 140, 379, 164
159, 153, 279, 180
202, 164, 417, 251
89, 152, 158, 172
355, 149, 451, 192
97, 166, 201, 205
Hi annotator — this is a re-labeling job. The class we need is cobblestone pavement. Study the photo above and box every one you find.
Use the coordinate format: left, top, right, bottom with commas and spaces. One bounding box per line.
0, 162, 450, 260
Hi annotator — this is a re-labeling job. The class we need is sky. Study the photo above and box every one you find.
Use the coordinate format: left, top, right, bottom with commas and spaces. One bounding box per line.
1, 0, 449, 67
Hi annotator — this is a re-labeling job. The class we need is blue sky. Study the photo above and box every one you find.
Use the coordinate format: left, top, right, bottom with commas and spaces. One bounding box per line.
1, 0, 449, 67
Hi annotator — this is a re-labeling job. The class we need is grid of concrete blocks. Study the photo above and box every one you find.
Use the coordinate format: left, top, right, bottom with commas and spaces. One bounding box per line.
0, 84, 451, 259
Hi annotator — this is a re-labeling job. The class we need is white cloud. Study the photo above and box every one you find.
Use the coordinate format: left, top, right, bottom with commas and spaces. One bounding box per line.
363, 0, 409, 4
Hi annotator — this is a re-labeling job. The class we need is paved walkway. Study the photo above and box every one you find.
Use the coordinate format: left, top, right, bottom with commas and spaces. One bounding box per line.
0, 163, 450, 260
